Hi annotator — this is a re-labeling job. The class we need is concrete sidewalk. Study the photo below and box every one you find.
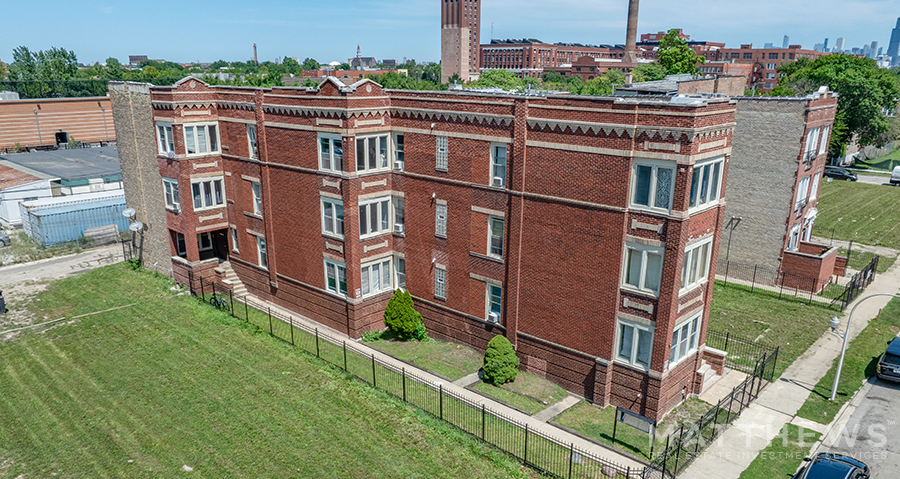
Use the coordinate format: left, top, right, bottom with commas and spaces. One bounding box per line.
234, 294, 646, 473
682, 260, 900, 479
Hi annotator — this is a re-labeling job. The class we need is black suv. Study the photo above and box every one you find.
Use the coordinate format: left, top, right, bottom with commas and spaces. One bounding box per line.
876, 337, 900, 383
792, 453, 869, 479
823, 167, 858, 182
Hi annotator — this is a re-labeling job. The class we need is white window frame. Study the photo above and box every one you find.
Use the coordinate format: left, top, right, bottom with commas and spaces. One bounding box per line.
810, 172, 821, 201
230, 227, 239, 253
630, 159, 676, 213
359, 196, 392, 239
436, 136, 448, 171
766, 63, 777, 69
488, 217, 504, 259
435, 202, 447, 238
491, 144, 507, 187
394, 255, 406, 291
190, 177, 225, 211
247, 124, 258, 159
257, 236, 268, 269
818, 126, 830, 155
356, 133, 391, 173
669, 314, 700, 369
320, 197, 344, 239
796, 176, 810, 210
622, 242, 664, 296
788, 224, 801, 251
174, 231, 186, 257
393, 195, 405, 233
360, 257, 393, 298
435, 265, 447, 299
486, 283, 502, 324
183, 122, 220, 157
251, 181, 262, 216
804, 127, 821, 158
197, 232, 213, 252
393, 133, 405, 170
688, 156, 725, 212
324, 259, 348, 296
318, 133, 344, 173
615, 319, 654, 370
681, 237, 713, 294
162, 177, 180, 212
156, 122, 174, 154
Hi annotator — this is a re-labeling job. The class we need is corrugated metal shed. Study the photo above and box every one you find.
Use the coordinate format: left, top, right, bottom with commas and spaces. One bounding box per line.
19, 192, 129, 247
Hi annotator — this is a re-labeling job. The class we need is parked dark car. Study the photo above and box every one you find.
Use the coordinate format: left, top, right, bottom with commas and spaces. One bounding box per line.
792, 453, 869, 479
824, 167, 858, 182
876, 337, 900, 383
0, 232, 10, 247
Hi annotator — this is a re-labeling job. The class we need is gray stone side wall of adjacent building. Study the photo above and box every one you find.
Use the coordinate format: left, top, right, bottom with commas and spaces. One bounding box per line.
721, 99, 806, 271
109, 82, 172, 275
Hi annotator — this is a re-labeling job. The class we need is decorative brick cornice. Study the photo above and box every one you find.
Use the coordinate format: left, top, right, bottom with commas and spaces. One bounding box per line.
392, 107, 514, 127
262, 104, 389, 120
216, 100, 256, 111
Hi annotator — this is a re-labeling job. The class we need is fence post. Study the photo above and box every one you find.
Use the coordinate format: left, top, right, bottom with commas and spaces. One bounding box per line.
244, 297, 249, 322
672, 424, 684, 474
662, 435, 670, 478
750, 265, 757, 293
482, 403, 486, 440
439, 384, 443, 420
402, 368, 406, 402
315, 328, 320, 357
612, 411, 618, 445
694, 414, 705, 455
268, 307, 273, 336
200, 277, 205, 298
568, 443, 574, 479
372, 353, 376, 388
290, 316, 294, 345
343, 341, 347, 371
724, 261, 729, 286
524, 423, 529, 464
212, 281, 216, 301
229, 289, 234, 316
724, 332, 730, 353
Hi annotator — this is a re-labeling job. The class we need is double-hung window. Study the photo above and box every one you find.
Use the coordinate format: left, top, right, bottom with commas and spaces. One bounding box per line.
818, 126, 830, 155
191, 177, 225, 211
393, 134, 404, 170
183, 123, 220, 156
810, 172, 821, 201
487, 284, 502, 323
395, 256, 406, 290
681, 238, 712, 293
804, 127, 821, 159
670, 315, 700, 368
796, 176, 810, 210
393, 196, 405, 233
324, 259, 347, 296
251, 181, 262, 216
321, 197, 344, 239
197, 232, 213, 252
788, 224, 801, 251
257, 236, 267, 269
162, 177, 180, 211
359, 197, 391, 238
174, 231, 186, 257
688, 157, 724, 211
231, 227, 239, 253
616, 319, 653, 369
318, 134, 343, 172
631, 160, 675, 212
247, 124, 258, 159
436, 136, 448, 171
361, 257, 392, 297
491, 145, 507, 187
489, 217, 504, 259
356, 133, 390, 172
623, 242, 664, 296
435, 202, 447, 238
156, 122, 174, 154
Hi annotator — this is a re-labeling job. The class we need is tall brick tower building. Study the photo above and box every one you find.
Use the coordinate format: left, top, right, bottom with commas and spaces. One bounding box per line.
441, 0, 481, 83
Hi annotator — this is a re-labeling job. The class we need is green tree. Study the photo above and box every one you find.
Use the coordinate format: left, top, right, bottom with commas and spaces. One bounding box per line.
301, 58, 320, 71
209, 60, 229, 70
282, 57, 301, 75
36, 47, 78, 80
0, 61, 6, 80
383, 289, 427, 341
482, 335, 519, 385
104, 57, 126, 79
142, 65, 159, 79
467, 69, 524, 90
338, 62, 350, 70
8, 46, 39, 80
771, 54, 900, 148
632, 62, 667, 82
541, 71, 565, 83
657, 29, 705, 75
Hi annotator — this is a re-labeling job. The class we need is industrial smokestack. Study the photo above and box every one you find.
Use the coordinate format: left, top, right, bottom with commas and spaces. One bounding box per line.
253, 43, 258, 64
622, 0, 639, 64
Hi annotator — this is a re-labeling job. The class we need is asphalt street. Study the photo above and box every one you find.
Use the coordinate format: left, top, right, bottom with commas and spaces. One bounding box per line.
823, 377, 900, 478
854, 174, 898, 186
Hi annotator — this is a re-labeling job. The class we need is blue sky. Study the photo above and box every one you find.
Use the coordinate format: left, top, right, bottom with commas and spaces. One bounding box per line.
2, 0, 899, 65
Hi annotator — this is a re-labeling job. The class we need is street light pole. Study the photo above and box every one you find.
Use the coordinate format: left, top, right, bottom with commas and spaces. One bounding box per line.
830, 293, 900, 401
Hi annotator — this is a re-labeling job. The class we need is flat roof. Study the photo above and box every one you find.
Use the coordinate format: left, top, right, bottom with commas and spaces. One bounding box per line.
0, 146, 121, 182
0, 163, 44, 189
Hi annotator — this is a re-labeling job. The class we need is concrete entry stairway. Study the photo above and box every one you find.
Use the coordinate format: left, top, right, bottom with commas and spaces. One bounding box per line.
215, 261, 247, 297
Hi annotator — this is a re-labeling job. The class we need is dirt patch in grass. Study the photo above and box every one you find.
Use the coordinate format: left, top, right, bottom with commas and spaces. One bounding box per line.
0, 280, 48, 339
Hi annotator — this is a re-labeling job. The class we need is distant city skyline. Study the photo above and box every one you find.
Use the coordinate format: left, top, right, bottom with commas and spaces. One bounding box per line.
1, 0, 898, 65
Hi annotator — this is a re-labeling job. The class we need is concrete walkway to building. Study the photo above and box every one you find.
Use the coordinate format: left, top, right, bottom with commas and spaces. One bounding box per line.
681, 259, 900, 479
232, 294, 646, 473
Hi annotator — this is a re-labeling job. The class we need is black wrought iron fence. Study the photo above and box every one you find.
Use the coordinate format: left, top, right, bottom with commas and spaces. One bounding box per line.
641, 348, 779, 479
190, 276, 642, 479
718, 260, 834, 305
705, 329, 778, 374
834, 255, 879, 311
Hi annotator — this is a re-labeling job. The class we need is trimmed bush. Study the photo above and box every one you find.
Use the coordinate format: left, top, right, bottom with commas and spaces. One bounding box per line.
383, 289, 427, 341
482, 335, 519, 385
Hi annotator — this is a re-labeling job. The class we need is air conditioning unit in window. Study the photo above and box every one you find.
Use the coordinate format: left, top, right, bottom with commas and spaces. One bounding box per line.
491, 177, 504, 187
394, 223, 404, 233
488, 312, 500, 324
394, 160, 404, 170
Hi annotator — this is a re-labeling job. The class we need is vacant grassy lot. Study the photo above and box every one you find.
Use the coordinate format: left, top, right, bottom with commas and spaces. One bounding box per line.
0, 264, 532, 478
816, 180, 900, 249
854, 147, 900, 171
368, 336, 483, 381
709, 282, 833, 378
737, 424, 820, 479
796, 298, 900, 425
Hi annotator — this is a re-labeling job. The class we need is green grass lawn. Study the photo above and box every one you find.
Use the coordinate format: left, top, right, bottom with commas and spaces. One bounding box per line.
816, 180, 900, 249
795, 298, 900, 425
553, 398, 716, 461
0, 264, 533, 478
853, 147, 900, 171
737, 424, 820, 479
709, 281, 834, 378
367, 335, 484, 381
473, 371, 568, 415
836, 247, 897, 274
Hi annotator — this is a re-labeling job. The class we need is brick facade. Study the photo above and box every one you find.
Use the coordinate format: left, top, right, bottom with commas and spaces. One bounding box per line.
441, 0, 481, 83
136, 76, 736, 421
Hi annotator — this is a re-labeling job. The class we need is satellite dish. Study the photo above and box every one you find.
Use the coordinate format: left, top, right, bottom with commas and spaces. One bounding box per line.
122, 208, 136, 218
166, 150, 175, 159
129, 222, 144, 232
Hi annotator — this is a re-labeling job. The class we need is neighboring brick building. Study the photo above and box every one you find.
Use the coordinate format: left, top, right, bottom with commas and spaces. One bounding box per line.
134, 76, 736, 421
543, 56, 647, 81
0, 96, 114, 150
715, 44, 827, 92
722, 89, 838, 289
616, 74, 746, 97
441, 0, 481, 83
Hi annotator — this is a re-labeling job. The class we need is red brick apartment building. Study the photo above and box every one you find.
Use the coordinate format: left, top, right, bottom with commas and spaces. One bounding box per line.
138, 76, 736, 421
479, 39, 643, 78
715, 45, 827, 92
